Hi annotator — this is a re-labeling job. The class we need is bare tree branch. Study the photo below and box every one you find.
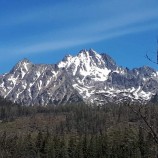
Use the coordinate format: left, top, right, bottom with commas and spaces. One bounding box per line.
127, 103, 158, 144
146, 54, 157, 64
146, 38, 158, 64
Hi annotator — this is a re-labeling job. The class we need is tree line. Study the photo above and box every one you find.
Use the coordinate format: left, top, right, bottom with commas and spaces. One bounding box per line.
0, 97, 158, 157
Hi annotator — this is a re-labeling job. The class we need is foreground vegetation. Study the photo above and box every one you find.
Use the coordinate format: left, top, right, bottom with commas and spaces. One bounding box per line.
0, 97, 158, 157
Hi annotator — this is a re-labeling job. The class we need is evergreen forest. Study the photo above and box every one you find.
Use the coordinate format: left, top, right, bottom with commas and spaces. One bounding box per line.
0, 97, 158, 157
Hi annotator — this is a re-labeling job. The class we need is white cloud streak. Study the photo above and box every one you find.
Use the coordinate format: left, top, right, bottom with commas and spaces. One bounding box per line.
0, 0, 158, 55
7, 22, 158, 55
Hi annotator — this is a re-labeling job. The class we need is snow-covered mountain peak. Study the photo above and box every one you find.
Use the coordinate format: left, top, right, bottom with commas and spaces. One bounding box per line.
15, 58, 31, 68
20, 58, 30, 63
76, 49, 113, 69
62, 54, 73, 62
58, 49, 111, 79
1, 49, 158, 106
12, 58, 31, 70
9, 58, 33, 81
77, 49, 101, 59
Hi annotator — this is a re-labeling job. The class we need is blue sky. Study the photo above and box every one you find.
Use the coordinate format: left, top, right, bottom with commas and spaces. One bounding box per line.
0, 0, 158, 74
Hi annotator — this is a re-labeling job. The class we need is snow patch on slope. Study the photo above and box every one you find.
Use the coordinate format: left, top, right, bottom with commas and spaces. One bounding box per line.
58, 49, 111, 82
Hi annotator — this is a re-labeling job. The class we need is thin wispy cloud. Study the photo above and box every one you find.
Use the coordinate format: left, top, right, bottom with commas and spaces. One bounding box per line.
0, 0, 158, 71
0, 0, 157, 28
4, 20, 158, 56
4, 4, 158, 55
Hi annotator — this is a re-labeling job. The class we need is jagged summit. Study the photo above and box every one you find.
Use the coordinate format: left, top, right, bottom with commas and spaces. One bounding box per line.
77, 49, 98, 57
15, 58, 31, 67
0, 49, 158, 106
21, 58, 30, 63
101, 53, 117, 70
62, 54, 73, 62
10, 58, 32, 76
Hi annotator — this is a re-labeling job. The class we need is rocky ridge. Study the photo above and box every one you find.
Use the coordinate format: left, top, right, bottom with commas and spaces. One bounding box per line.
0, 49, 158, 105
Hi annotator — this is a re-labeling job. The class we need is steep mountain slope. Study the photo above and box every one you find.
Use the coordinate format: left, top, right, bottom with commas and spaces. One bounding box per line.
0, 49, 158, 105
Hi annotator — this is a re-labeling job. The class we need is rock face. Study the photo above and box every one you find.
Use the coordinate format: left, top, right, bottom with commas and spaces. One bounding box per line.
0, 49, 158, 105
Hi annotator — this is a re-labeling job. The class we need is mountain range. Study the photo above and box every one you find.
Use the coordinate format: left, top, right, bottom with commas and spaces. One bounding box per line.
0, 49, 158, 106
